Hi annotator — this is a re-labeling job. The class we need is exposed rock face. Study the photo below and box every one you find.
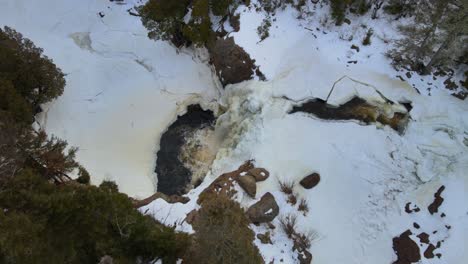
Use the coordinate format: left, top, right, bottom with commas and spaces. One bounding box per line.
248, 168, 270, 182
238, 175, 257, 198
247, 192, 279, 223
392, 230, 421, 264
210, 37, 258, 86
300, 173, 321, 189
428, 186, 445, 215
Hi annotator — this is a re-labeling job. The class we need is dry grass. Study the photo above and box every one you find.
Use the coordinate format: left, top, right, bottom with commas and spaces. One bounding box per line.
287, 193, 298, 205
278, 179, 295, 195
279, 214, 298, 238
279, 213, 319, 248
298, 198, 309, 215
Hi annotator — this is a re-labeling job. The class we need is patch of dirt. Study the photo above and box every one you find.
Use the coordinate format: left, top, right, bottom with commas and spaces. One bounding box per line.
392, 230, 421, 264
289, 97, 410, 133
428, 185, 445, 215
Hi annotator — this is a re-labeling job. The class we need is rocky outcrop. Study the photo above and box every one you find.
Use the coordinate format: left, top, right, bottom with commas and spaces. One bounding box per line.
247, 192, 279, 223
238, 175, 257, 198
392, 230, 421, 264
210, 37, 261, 86
197, 161, 254, 204
248, 168, 270, 182
300, 173, 321, 189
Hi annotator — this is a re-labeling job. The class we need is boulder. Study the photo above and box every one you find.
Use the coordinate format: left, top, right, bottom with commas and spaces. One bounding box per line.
209, 37, 257, 86
247, 192, 279, 223
248, 168, 270, 182
300, 173, 321, 189
238, 175, 257, 198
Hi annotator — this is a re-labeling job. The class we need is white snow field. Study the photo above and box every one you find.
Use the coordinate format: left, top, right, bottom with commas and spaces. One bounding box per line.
0, 0, 219, 197
1, 0, 467, 263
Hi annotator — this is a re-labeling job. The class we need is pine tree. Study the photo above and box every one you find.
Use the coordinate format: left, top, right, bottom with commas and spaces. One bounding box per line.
0, 27, 65, 109
388, 0, 468, 73
182, 0, 213, 46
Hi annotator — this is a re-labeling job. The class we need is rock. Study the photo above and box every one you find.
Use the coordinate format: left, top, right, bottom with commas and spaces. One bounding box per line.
209, 37, 258, 86
417, 232, 430, 244
247, 192, 279, 223
351, 44, 360, 52
238, 175, 257, 198
428, 186, 445, 215
248, 168, 270, 182
299, 173, 321, 189
392, 230, 421, 264
257, 232, 272, 244
424, 244, 436, 259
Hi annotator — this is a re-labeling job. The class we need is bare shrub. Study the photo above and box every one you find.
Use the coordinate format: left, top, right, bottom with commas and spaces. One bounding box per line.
279, 213, 298, 238
298, 198, 309, 215
287, 193, 298, 205
279, 213, 318, 264
278, 179, 295, 195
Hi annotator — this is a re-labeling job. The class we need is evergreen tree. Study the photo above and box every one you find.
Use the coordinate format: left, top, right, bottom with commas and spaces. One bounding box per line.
0, 27, 65, 112
183, 0, 213, 46
388, 0, 468, 73
188, 193, 263, 264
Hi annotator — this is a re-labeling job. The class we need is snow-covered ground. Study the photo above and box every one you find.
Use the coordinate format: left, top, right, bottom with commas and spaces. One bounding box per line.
1, 0, 466, 263
144, 3, 467, 264
0, 0, 219, 197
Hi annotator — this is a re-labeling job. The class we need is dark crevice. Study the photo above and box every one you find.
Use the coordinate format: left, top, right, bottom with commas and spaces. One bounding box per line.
289, 97, 411, 133
156, 105, 215, 195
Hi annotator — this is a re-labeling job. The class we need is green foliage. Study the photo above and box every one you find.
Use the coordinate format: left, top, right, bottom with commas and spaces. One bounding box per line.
0, 27, 190, 264
0, 26, 65, 121
0, 79, 32, 123
330, 0, 349, 25
100, 180, 119, 193
139, 0, 250, 47
383, 0, 416, 17
182, 0, 213, 47
210, 0, 234, 16
188, 193, 263, 264
0, 170, 189, 264
139, 0, 190, 42
76, 166, 91, 184
257, 18, 272, 41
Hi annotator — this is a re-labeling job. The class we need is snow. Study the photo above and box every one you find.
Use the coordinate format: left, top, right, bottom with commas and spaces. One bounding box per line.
0, 0, 219, 198
1, 0, 467, 263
